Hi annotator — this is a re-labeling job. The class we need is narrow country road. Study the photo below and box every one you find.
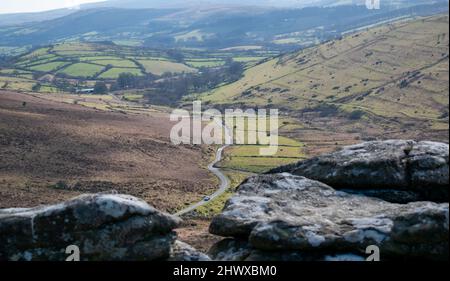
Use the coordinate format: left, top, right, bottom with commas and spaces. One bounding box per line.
175, 121, 232, 217
106, 95, 231, 216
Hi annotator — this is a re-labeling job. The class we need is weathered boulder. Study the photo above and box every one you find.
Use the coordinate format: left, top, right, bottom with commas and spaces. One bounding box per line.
208, 238, 367, 261
168, 240, 211, 261
208, 238, 307, 261
268, 140, 449, 202
209, 174, 449, 261
0, 193, 204, 261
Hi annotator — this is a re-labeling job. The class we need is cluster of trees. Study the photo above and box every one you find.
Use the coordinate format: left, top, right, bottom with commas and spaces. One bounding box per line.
31, 83, 42, 92
6, 48, 243, 103
0, 55, 11, 67
93, 82, 108, 94
110, 59, 245, 106
166, 50, 185, 63
110, 73, 158, 90
53, 80, 76, 93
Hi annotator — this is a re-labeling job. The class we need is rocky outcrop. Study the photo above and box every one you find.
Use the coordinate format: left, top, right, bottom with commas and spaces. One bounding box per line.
209, 173, 449, 261
168, 240, 211, 261
2, 140, 448, 261
0, 193, 205, 261
268, 140, 449, 202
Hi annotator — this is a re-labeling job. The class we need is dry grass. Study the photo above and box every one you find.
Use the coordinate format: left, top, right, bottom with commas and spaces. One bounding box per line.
200, 15, 449, 145
0, 91, 216, 213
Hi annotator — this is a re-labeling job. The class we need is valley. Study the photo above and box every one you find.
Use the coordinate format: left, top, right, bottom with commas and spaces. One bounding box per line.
198, 14, 449, 149
1, 14, 448, 218
0, 42, 272, 93
0, 1, 449, 259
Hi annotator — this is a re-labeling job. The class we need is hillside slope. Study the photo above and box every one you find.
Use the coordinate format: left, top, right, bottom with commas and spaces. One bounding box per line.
200, 14, 449, 141
0, 91, 215, 212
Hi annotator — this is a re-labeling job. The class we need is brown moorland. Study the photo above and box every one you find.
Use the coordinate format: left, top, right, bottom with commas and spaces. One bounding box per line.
0, 90, 216, 212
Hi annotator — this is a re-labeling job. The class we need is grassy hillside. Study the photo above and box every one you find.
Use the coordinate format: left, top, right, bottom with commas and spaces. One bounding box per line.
199, 15, 449, 140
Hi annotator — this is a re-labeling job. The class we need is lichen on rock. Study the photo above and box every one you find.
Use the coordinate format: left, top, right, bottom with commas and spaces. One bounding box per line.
269, 140, 449, 202
0, 193, 205, 261
210, 141, 449, 261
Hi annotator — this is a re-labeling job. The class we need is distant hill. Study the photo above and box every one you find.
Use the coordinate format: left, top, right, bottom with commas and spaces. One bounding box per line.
0, 1, 447, 51
82, 0, 449, 9
83, 0, 328, 9
0, 9, 75, 26
199, 14, 449, 141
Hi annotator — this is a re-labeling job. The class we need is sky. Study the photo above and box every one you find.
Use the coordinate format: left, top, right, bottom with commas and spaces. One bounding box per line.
0, 0, 106, 14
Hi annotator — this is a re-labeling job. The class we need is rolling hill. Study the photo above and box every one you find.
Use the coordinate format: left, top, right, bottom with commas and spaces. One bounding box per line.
0, 1, 447, 51
0, 41, 272, 94
198, 14, 449, 143
61, 0, 450, 10
0, 91, 217, 212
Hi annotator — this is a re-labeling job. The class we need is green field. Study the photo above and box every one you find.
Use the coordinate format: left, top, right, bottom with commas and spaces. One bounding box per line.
28, 61, 69, 72
0, 69, 31, 75
1, 41, 274, 98
90, 59, 138, 68
218, 156, 301, 173
58, 63, 104, 77
129, 56, 169, 61
215, 116, 306, 173
227, 145, 303, 158
39, 85, 60, 93
8, 42, 274, 83
232, 56, 267, 63
98, 68, 143, 79
137, 60, 197, 75
79, 56, 122, 62
122, 93, 144, 101
17, 54, 58, 66
219, 139, 305, 173
186, 60, 225, 68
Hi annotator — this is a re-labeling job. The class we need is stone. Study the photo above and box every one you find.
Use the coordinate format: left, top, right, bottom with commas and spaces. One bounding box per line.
208, 238, 310, 261
210, 173, 449, 260
268, 140, 449, 202
0, 193, 182, 261
168, 240, 211, 261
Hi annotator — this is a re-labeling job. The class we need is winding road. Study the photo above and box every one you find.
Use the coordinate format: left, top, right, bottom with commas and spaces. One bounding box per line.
175, 120, 232, 217
105, 95, 232, 217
